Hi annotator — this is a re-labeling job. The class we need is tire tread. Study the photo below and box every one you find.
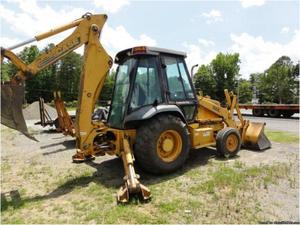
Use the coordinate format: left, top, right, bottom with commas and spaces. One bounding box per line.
134, 114, 190, 174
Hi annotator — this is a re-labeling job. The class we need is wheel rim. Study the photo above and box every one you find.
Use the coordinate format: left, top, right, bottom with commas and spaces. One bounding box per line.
157, 130, 182, 162
226, 134, 238, 152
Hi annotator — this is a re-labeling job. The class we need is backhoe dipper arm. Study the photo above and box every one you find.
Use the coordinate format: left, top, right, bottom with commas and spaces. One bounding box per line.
1, 13, 109, 83
1, 13, 151, 204
1, 13, 112, 146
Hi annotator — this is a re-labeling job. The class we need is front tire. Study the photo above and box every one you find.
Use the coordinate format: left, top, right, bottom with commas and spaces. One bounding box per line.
216, 127, 241, 158
134, 115, 190, 174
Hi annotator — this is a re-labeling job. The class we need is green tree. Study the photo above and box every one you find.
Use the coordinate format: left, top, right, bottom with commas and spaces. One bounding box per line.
237, 79, 252, 103
99, 70, 116, 103
21, 45, 41, 103
56, 52, 82, 101
194, 64, 216, 98
0, 63, 13, 82
37, 44, 58, 102
211, 53, 240, 102
258, 56, 296, 103
193, 53, 241, 101
2, 44, 83, 103
250, 56, 298, 104
293, 63, 299, 103
1, 45, 43, 102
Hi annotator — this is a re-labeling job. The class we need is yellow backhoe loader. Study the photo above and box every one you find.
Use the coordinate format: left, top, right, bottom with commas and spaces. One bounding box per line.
1, 13, 271, 203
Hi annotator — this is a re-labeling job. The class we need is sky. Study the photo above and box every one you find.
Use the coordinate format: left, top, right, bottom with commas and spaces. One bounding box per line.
0, 0, 299, 78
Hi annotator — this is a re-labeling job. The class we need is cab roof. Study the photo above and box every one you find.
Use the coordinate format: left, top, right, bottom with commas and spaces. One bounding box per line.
115, 46, 187, 64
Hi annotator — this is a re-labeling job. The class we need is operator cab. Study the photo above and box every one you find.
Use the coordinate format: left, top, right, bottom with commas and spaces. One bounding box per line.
108, 46, 197, 129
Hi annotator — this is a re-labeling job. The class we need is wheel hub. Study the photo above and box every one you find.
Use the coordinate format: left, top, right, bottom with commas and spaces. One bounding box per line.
162, 138, 174, 152
157, 130, 182, 162
226, 134, 238, 152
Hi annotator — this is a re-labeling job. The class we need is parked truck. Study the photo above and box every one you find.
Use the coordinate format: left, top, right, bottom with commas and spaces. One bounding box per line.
239, 104, 299, 118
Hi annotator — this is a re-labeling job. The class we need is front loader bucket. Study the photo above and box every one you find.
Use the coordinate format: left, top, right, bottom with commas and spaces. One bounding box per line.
1, 83, 37, 141
243, 122, 271, 151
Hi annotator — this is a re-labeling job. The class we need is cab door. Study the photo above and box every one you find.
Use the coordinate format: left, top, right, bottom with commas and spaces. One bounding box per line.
161, 55, 198, 122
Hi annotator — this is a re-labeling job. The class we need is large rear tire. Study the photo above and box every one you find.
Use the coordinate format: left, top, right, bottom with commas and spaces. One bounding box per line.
134, 115, 190, 174
216, 127, 241, 158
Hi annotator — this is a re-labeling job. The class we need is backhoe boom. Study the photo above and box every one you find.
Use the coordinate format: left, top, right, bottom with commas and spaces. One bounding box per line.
1, 13, 150, 203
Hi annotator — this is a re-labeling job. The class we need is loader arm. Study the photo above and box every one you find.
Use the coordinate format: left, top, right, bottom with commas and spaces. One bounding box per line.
197, 89, 246, 128
197, 96, 238, 128
197, 90, 271, 150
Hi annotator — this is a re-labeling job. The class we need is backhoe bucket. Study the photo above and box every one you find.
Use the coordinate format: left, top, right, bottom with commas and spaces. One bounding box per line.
1, 83, 36, 141
243, 122, 271, 151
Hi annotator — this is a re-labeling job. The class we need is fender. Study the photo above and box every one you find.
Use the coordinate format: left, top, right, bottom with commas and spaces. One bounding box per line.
124, 104, 187, 125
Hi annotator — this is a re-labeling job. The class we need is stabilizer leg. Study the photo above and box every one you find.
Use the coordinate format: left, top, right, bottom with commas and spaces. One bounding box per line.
117, 136, 151, 203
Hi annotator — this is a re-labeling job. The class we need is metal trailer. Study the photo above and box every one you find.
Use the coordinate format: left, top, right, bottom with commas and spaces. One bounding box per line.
239, 104, 299, 118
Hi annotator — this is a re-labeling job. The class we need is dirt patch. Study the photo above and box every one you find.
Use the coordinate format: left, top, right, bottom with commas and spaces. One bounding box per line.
23, 101, 57, 120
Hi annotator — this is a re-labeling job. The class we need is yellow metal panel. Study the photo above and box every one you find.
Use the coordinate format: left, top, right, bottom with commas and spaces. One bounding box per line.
188, 123, 199, 129
35, 18, 83, 41
197, 107, 220, 120
199, 123, 224, 132
189, 127, 215, 149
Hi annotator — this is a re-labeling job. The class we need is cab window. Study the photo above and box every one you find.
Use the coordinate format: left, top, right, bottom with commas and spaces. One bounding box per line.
130, 57, 162, 110
108, 58, 136, 128
178, 61, 194, 98
163, 56, 194, 100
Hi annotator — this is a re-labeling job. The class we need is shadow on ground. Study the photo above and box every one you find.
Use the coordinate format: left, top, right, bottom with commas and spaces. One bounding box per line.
41, 139, 76, 155
1, 147, 220, 211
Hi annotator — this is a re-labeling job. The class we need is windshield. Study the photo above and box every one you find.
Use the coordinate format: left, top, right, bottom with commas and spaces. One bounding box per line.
108, 58, 137, 128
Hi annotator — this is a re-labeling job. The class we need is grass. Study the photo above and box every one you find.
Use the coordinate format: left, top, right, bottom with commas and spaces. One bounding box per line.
1, 159, 294, 224
1, 161, 11, 173
190, 162, 291, 197
265, 129, 299, 143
